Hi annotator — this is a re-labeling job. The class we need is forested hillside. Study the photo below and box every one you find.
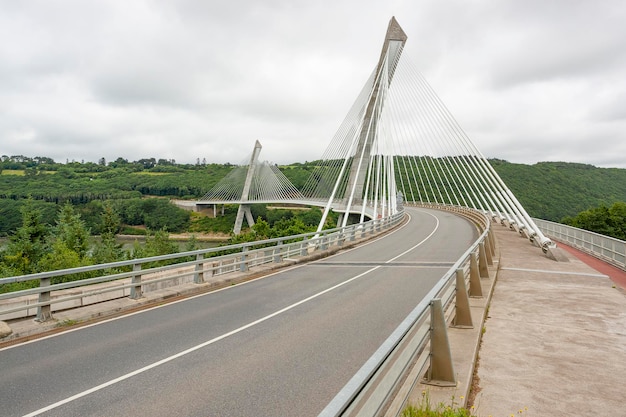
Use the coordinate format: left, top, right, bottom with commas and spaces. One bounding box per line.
1, 155, 625, 283
491, 160, 626, 221
1, 155, 626, 233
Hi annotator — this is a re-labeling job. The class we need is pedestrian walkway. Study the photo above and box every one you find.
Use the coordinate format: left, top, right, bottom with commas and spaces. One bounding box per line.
471, 225, 626, 416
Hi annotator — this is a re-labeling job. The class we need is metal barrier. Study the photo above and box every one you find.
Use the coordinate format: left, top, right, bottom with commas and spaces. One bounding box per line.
0, 212, 405, 322
0, 204, 496, 416
319, 205, 495, 417
533, 218, 626, 270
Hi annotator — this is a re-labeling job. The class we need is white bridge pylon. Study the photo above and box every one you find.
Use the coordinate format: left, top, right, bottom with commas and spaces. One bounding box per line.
199, 140, 306, 234
198, 16, 553, 250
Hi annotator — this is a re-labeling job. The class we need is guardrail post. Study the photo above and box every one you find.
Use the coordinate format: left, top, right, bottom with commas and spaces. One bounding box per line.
321, 235, 328, 250
478, 242, 490, 278
484, 235, 493, 266
194, 253, 204, 284
487, 229, 496, 255
453, 269, 473, 328
350, 227, 356, 242
300, 238, 308, 256
130, 263, 142, 299
36, 277, 53, 322
240, 246, 249, 272
469, 253, 483, 297
423, 298, 456, 387
274, 241, 283, 263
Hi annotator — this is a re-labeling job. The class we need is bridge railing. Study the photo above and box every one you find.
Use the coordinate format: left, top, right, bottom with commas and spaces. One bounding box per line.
0, 212, 405, 322
320, 204, 495, 417
533, 218, 626, 270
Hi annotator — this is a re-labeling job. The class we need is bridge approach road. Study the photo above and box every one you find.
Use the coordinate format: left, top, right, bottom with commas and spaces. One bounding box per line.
0, 207, 479, 417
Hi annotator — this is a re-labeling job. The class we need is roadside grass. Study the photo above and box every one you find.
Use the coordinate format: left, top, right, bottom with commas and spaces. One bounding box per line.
402, 391, 529, 417
402, 393, 474, 417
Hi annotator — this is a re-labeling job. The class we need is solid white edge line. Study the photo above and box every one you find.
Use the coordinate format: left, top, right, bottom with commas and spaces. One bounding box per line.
500, 267, 608, 278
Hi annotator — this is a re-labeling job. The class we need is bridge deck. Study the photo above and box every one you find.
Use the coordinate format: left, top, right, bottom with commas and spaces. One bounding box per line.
2, 220, 624, 416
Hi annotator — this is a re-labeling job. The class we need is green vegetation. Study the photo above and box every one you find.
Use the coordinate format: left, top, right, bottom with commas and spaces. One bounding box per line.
1, 154, 625, 286
491, 160, 626, 222
562, 201, 626, 240
0, 200, 190, 292
401, 393, 475, 417
401, 392, 529, 417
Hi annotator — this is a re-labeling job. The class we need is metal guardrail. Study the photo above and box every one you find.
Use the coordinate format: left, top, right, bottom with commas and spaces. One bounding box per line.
0, 212, 405, 322
533, 218, 626, 270
319, 205, 495, 417
0, 204, 495, 417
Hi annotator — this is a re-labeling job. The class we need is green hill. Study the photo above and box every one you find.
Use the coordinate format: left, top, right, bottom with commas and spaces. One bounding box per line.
1, 156, 625, 229
491, 160, 626, 221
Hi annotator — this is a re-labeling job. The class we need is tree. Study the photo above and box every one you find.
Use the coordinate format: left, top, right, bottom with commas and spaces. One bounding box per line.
609, 202, 626, 240
131, 228, 179, 267
53, 203, 91, 258
92, 203, 124, 264
2, 200, 50, 274
563, 202, 626, 240
37, 240, 84, 274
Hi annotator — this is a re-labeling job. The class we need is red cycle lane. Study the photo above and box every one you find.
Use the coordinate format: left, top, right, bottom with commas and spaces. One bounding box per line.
557, 242, 626, 290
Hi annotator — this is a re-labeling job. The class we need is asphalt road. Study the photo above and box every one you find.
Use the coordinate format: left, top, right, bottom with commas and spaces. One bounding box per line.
0, 207, 478, 417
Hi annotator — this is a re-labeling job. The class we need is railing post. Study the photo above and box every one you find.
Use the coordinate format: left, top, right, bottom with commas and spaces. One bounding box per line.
478, 242, 490, 278
350, 227, 356, 242
453, 269, 473, 328
240, 246, 249, 272
194, 253, 204, 284
274, 240, 283, 263
469, 253, 483, 297
130, 263, 142, 299
300, 237, 308, 256
321, 234, 328, 250
488, 228, 496, 256
36, 277, 53, 322
484, 235, 493, 266
423, 298, 456, 386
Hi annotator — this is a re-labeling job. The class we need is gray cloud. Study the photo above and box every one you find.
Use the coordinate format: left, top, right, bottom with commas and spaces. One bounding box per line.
1, 0, 625, 168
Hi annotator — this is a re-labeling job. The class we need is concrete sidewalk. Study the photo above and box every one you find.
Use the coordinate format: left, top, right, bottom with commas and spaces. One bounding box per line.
471, 225, 626, 416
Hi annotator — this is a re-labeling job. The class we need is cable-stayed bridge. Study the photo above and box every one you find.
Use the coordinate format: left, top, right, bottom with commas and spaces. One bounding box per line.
5, 17, 626, 417
197, 17, 553, 252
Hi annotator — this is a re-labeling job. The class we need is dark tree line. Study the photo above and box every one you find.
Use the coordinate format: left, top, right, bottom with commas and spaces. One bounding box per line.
562, 202, 626, 240
0, 201, 195, 292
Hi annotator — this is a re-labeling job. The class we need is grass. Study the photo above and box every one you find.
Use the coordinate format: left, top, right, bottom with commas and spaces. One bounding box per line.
1, 170, 26, 176
130, 172, 171, 176
56, 319, 79, 327
402, 392, 474, 417
402, 391, 530, 417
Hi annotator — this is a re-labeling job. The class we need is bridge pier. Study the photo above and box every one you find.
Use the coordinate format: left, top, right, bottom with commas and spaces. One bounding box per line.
234, 204, 255, 235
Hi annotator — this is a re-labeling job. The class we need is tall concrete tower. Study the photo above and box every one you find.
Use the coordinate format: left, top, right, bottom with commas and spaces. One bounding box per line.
343, 17, 407, 203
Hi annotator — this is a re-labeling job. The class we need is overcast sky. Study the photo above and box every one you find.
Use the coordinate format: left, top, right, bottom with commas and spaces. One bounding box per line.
1, 0, 625, 167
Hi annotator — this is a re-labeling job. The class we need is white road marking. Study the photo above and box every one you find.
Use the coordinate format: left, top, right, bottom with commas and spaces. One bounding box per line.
500, 267, 608, 278
20, 211, 440, 416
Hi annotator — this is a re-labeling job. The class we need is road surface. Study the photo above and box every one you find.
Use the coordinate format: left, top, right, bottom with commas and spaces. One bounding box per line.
0, 207, 478, 417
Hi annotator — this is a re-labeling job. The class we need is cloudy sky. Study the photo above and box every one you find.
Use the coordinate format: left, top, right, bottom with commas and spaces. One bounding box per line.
1, 0, 625, 167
